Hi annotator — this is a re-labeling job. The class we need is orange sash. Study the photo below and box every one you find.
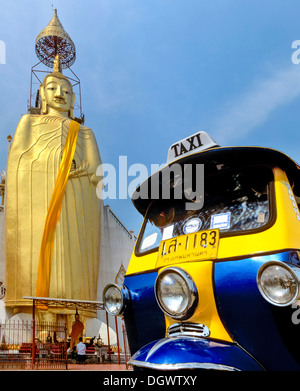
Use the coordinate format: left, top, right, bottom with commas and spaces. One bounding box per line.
36, 120, 80, 299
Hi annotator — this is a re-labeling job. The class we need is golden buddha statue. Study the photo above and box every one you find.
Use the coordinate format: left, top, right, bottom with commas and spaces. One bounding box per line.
5, 56, 102, 315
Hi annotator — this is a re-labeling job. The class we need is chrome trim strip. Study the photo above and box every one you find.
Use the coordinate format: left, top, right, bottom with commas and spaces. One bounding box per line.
167, 322, 210, 338
128, 359, 240, 371
167, 331, 207, 338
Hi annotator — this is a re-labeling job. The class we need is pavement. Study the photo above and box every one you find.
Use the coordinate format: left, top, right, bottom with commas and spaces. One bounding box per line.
0, 362, 132, 371
67, 363, 132, 371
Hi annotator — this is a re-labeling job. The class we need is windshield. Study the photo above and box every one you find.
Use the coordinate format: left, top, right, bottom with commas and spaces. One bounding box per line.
137, 165, 273, 254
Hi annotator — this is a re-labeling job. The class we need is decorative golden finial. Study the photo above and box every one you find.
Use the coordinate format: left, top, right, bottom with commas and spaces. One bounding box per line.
35, 8, 76, 69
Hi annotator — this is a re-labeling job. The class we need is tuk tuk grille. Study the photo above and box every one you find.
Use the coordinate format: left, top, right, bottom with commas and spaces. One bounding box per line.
167, 322, 210, 338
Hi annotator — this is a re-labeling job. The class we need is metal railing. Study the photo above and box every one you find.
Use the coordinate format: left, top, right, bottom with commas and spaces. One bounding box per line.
0, 316, 132, 369
0, 320, 67, 369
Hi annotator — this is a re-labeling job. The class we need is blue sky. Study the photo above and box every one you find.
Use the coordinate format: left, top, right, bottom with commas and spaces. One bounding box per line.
1, 0, 300, 234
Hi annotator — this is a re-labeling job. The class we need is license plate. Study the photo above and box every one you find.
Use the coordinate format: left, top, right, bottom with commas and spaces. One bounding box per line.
156, 229, 219, 267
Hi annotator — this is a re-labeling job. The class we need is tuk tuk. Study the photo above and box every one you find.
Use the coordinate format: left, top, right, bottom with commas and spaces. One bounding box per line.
103, 131, 300, 371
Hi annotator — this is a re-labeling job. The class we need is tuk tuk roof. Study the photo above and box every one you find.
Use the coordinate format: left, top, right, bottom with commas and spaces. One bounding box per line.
131, 145, 300, 217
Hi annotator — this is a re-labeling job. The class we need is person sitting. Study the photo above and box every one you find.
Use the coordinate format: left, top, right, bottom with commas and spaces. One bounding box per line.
76, 337, 86, 364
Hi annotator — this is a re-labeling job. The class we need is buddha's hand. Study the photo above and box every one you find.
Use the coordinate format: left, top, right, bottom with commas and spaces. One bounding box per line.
69, 160, 89, 177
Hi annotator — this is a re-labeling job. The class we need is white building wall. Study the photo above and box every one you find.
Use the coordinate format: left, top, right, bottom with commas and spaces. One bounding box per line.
91, 204, 136, 347
97, 204, 136, 297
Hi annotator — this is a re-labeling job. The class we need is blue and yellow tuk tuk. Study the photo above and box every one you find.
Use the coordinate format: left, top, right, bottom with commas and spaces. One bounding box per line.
103, 131, 300, 371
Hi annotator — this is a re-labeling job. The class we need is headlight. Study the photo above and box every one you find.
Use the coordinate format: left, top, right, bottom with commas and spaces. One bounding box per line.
257, 261, 300, 306
155, 267, 198, 320
103, 284, 129, 316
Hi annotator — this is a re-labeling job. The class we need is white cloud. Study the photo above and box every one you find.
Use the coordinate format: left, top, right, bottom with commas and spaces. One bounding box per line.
212, 65, 300, 144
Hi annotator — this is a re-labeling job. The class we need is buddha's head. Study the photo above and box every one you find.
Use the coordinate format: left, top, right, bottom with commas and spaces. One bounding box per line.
40, 55, 75, 118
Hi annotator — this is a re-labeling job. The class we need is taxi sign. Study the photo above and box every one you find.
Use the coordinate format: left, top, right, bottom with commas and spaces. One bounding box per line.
167, 131, 219, 164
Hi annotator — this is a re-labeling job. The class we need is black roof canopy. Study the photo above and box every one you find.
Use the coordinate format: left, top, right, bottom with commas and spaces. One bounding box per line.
131, 146, 300, 216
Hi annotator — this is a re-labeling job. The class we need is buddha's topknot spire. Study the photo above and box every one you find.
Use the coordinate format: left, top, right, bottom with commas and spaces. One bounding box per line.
53, 53, 62, 73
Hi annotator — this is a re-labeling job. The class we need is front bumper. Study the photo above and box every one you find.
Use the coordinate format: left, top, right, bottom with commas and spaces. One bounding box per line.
128, 336, 264, 371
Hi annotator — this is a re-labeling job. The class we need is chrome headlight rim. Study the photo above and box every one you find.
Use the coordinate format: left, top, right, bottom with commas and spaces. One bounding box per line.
154, 267, 198, 320
257, 260, 300, 307
102, 283, 129, 316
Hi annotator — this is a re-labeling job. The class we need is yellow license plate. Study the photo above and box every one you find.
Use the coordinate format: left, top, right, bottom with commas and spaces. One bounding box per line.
156, 229, 219, 267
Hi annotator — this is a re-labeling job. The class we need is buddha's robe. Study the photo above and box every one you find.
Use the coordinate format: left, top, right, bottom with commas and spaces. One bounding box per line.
5, 114, 102, 310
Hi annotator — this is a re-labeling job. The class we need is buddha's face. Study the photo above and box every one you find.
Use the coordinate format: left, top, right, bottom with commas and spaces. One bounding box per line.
41, 75, 74, 117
